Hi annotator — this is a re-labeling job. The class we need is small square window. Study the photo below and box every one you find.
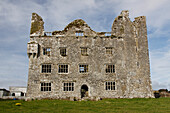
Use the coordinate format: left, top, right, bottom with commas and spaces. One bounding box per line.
60, 47, 67, 56
81, 47, 88, 56
58, 64, 68, 73
79, 64, 88, 73
41, 64, 51, 73
105, 81, 115, 90
106, 64, 115, 73
41, 82, 51, 91
106, 47, 113, 54
43, 48, 51, 56
76, 32, 83, 36
105, 33, 111, 37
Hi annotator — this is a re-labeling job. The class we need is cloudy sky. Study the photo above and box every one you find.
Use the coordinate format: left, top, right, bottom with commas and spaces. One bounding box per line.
0, 0, 170, 90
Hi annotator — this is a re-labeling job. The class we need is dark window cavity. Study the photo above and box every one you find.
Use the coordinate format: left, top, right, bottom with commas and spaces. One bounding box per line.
60, 47, 67, 56
105, 81, 115, 90
41, 83, 51, 91
58, 64, 68, 73
81, 47, 88, 56
43, 48, 51, 56
63, 82, 74, 91
79, 64, 88, 73
106, 64, 115, 73
41, 64, 51, 73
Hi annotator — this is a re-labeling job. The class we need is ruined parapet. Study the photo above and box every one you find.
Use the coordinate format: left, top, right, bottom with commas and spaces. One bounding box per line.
133, 16, 147, 37
26, 10, 154, 99
30, 13, 44, 36
111, 10, 131, 37
53, 19, 96, 36
64, 19, 87, 31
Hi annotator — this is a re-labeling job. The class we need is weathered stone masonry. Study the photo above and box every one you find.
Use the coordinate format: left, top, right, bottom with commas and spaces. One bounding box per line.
27, 10, 154, 99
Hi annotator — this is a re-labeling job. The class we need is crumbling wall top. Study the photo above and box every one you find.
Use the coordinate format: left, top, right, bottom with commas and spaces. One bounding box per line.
30, 13, 44, 36
64, 19, 90, 31
29, 10, 146, 38
134, 16, 146, 23
120, 10, 129, 17
52, 19, 96, 36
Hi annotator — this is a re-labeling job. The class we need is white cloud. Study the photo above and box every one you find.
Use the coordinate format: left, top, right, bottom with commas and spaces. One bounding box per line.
0, 53, 28, 89
150, 47, 170, 90
152, 81, 168, 90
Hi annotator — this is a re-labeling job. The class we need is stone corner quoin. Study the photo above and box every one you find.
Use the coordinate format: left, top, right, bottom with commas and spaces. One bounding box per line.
26, 10, 154, 100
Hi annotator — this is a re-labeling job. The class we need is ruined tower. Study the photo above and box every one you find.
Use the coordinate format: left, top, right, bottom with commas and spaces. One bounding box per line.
27, 11, 154, 99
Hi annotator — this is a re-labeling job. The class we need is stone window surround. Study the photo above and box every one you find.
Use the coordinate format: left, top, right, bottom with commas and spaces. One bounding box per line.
40, 82, 52, 92
105, 64, 115, 73
105, 47, 113, 54
63, 82, 74, 91
79, 64, 89, 73
39, 64, 117, 74
40, 64, 52, 74
80, 47, 88, 56
105, 81, 116, 91
105, 32, 111, 37
43, 47, 51, 56
59, 47, 67, 57
75, 31, 84, 36
58, 64, 69, 74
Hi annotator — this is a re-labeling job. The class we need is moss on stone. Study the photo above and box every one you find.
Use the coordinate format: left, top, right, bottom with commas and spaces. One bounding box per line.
30, 22, 40, 34
111, 35, 117, 38
30, 13, 44, 34
52, 30, 65, 35
52, 19, 95, 35
120, 26, 124, 34
64, 19, 87, 31
97, 32, 106, 35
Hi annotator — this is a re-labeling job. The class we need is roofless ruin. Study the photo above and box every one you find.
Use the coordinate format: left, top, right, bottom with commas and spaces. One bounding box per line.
27, 10, 154, 100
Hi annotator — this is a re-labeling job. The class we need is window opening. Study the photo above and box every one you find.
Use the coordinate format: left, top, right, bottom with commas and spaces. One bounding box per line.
63, 82, 74, 91
60, 47, 67, 56
137, 62, 139, 67
106, 47, 113, 54
105, 81, 115, 90
81, 47, 88, 56
43, 48, 51, 56
105, 33, 111, 36
106, 64, 115, 73
41, 64, 51, 73
41, 83, 51, 91
76, 32, 84, 36
21, 92, 24, 96
12, 93, 15, 96
79, 64, 88, 73
58, 64, 68, 73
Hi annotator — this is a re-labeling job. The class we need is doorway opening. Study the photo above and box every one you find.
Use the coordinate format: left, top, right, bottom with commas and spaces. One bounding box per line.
12, 93, 15, 96
81, 85, 88, 98
21, 92, 24, 96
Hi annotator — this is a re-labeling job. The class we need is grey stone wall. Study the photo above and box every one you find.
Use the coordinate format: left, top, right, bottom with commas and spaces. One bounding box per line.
27, 10, 154, 99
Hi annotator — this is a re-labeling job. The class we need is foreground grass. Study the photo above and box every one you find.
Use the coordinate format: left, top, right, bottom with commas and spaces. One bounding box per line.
0, 98, 170, 113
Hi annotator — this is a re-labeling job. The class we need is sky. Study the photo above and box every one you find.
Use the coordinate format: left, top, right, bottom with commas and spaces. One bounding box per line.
0, 0, 170, 90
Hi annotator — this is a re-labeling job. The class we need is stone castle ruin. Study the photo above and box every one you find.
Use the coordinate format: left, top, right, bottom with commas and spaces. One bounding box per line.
27, 10, 154, 100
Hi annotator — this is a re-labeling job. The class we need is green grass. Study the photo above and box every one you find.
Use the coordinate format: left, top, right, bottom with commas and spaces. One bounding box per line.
0, 98, 170, 113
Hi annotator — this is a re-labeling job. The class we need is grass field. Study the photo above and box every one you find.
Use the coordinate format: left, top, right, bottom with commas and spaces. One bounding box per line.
0, 98, 170, 113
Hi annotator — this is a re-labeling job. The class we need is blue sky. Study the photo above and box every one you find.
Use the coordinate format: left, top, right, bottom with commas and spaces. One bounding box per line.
0, 0, 170, 90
